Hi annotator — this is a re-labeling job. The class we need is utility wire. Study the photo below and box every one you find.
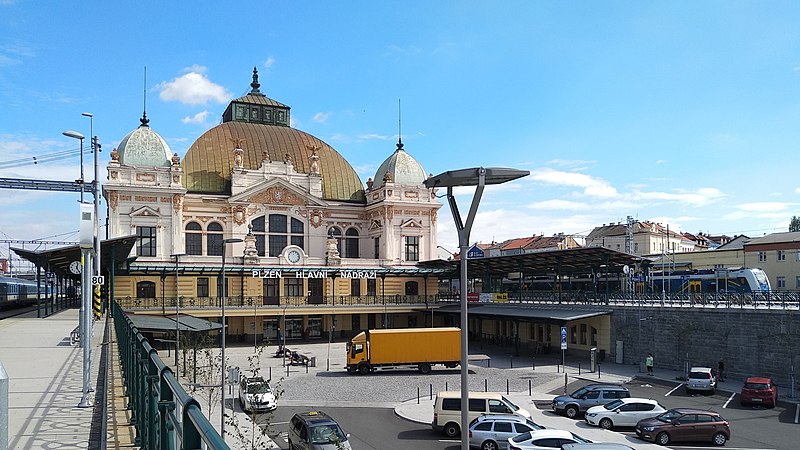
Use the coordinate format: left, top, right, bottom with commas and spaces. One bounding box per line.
0, 147, 82, 169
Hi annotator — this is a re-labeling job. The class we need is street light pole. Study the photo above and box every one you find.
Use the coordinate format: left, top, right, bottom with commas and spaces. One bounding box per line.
424, 167, 528, 450
220, 237, 242, 440
171, 253, 185, 377
82, 113, 101, 316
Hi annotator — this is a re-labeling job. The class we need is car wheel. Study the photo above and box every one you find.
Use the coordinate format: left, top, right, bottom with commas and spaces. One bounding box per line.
686, 386, 693, 394
565, 405, 579, 419
656, 432, 670, 446
481, 440, 498, 450
599, 418, 613, 430
418, 363, 432, 374
358, 363, 370, 375
444, 422, 460, 438
713, 432, 727, 446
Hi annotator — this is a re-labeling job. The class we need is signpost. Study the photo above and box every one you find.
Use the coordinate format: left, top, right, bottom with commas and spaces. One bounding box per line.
466, 245, 485, 259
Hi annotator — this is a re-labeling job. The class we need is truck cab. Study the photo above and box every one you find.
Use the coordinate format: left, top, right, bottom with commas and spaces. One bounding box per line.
346, 332, 369, 374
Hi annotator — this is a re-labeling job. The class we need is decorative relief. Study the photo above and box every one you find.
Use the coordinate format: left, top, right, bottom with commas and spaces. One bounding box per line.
232, 205, 247, 225
372, 192, 380, 200
120, 195, 131, 201
269, 206, 290, 212
247, 206, 259, 216
110, 170, 118, 180
431, 209, 438, 223
171, 153, 181, 167
307, 144, 321, 175
404, 191, 419, 199
136, 173, 156, 182
248, 187, 305, 206
173, 194, 182, 211
297, 208, 308, 218
173, 175, 180, 183
386, 207, 394, 221
309, 209, 324, 228
403, 210, 421, 216
160, 197, 171, 203
108, 191, 118, 210
135, 196, 157, 202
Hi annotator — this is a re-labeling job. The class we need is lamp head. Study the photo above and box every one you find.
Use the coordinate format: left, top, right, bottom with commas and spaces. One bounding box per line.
62, 130, 84, 140
81, 112, 93, 118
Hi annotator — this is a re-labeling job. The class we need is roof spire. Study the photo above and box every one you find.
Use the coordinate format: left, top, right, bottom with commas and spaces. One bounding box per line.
250, 66, 262, 95
140, 66, 150, 127
396, 98, 403, 151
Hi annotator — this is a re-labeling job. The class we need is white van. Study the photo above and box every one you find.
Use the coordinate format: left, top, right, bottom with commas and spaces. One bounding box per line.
431, 391, 531, 437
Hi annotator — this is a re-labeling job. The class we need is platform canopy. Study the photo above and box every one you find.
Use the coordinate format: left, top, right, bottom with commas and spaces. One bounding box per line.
11, 235, 138, 278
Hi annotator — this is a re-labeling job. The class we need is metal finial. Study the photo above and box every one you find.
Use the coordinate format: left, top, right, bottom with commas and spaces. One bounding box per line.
141, 66, 150, 127
140, 110, 150, 127
250, 66, 261, 94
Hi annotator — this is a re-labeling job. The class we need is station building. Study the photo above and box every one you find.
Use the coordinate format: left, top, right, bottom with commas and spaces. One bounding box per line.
102, 68, 447, 343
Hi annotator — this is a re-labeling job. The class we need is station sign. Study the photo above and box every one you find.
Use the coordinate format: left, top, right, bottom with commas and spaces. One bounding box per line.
467, 293, 480, 302
466, 245, 485, 259
251, 269, 377, 279
91, 275, 105, 285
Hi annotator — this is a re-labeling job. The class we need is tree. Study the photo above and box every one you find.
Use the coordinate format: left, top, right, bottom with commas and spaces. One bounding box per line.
790, 216, 800, 232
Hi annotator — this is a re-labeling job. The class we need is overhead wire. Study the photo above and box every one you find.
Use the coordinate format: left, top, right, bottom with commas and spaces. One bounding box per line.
0, 146, 82, 169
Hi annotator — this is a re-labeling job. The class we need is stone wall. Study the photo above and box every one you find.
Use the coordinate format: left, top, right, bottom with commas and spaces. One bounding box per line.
609, 306, 800, 385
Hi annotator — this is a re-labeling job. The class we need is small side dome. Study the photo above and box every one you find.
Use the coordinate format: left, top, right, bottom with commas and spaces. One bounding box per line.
372, 139, 426, 189
117, 113, 172, 167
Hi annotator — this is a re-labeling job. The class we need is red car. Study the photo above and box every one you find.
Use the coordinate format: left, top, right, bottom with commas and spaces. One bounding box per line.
740, 377, 777, 407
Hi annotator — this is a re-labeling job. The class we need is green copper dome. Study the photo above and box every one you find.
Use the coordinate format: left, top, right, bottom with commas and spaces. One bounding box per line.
372, 140, 427, 189
117, 114, 172, 167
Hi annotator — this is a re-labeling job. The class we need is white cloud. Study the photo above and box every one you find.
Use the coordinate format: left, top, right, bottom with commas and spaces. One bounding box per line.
357, 133, 392, 141
157, 71, 232, 105
527, 199, 587, 210
795, 187, 800, 194
631, 187, 725, 207
181, 111, 210, 124
736, 202, 793, 212
182, 64, 208, 74
547, 159, 596, 168
655, 159, 667, 164
264, 57, 276, 69
313, 112, 331, 123
530, 168, 619, 198
328, 133, 349, 143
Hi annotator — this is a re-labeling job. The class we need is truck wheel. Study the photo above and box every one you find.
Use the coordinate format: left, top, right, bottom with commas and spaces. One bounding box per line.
418, 363, 432, 374
358, 363, 370, 375
444, 422, 460, 438
445, 363, 458, 368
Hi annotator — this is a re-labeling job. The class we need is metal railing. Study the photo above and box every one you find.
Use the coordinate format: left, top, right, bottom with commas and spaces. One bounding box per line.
508, 291, 800, 309
113, 300, 229, 449
116, 294, 444, 310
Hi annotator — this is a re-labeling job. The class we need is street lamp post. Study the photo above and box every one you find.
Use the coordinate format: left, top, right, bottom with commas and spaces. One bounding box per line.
220, 237, 242, 440
171, 253, 185, 376
424, 167, 528, 450
82, 113, 101, 317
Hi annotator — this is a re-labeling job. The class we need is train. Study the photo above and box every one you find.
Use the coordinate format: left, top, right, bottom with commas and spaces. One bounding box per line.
501, 267, 771, 294
0, 276, 50, 308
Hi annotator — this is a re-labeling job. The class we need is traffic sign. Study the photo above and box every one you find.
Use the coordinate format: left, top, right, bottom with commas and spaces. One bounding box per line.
560, 326, 568, 350
46, 271, 55, 280
91, 275, 105, 285
466, 245, 485, 259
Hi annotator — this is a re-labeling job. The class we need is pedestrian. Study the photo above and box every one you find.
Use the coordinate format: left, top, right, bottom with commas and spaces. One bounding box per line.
646, 353, 654, 376
718, 359, 725, 381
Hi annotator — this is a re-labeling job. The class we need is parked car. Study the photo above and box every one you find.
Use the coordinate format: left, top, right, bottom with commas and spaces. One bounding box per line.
507, 429, 590, 450
740, 377, 777, 407
584, 398, 667, 429
635, 408, 730, 446
561, 444, 635, 450
468, 414, 546, 450
289, 410, 352, 450
238, 376, 277, 413
551, 384, 630, 418
686, 367, 716, 394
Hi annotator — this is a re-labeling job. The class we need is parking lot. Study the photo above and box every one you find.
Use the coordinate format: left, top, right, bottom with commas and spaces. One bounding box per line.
538, 377, 799, 449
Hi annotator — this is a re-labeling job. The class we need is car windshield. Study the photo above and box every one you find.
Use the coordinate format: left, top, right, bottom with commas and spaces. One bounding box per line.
571, 432, 590, 443
246, 382, 271, 394
511, 432, 531, 443
656, 410, 683, 423
603, 399, 625, 410
527, 419, 545, 430
744, 382, 770, 390
502, 396, 520, 411
308, 424, 347, 445
570, 387, 590, 398
689, 371, 710, 379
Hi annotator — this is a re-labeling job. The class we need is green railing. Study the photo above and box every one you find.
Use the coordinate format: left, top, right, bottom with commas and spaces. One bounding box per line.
113, 300, 229, 450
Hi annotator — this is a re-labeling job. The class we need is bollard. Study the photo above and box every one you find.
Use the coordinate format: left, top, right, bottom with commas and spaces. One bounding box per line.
429, 384, 433, 400
327, 358, 330, 371
557, 362, 560, 373
510, 357, 513, 369
485, 378, 488, 392
269, 366, 272, 380
528, 379, 531, 396
506, 379, 509, 395
286, 363, 289, 377
488, 358, 491, 368
306, 363, 308, 374
532, 357, 535, 371
578, 362, 581, 376
445, 381, 448, 391
417, 387, 420, 404
563, 372, 568, 394
598, 363, 601, 379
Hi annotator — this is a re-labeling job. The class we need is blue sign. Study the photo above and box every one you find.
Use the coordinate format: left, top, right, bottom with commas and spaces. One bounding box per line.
466, 245, 485, 259
560, 326, 567, 350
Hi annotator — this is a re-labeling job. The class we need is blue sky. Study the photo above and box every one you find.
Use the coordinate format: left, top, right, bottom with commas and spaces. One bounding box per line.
1, 1, 799, 257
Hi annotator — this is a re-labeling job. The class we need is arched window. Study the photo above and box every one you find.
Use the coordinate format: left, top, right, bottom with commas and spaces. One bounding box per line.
328, 227, 342, 253
345, 228, 359, 258
136, 281, 156, 298
185, 222, 202, 255
405, 281, 419, 296
250, 215, 305, 257
207, 222, 223, 256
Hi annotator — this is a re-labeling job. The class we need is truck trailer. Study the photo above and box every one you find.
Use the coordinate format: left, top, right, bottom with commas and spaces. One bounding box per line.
346, 327, 461, 374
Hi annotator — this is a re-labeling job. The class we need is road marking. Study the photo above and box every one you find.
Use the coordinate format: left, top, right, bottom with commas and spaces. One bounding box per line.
439, 439, 460, 443
665, 383, 683, 396
723, 392, 735, 408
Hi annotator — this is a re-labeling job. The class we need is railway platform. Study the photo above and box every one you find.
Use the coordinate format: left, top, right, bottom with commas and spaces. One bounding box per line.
0, 307, 133, 449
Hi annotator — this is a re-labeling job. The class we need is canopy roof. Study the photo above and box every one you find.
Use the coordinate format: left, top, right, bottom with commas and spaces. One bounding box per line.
11, 235, 138, 278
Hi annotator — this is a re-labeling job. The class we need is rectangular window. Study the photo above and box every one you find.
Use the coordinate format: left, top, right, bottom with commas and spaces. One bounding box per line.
374, 238, 380, 259
405, 235, 420, 261
216, 276, 229, 298
284, 277, 303, 297
136, 226, 156, 257
352, 314, 361, 331
795, 276, 800, 289
367, 278, 377, 296
269, 235, 287, 257
186, 233, 202, 255
777, 276, 786, 289
758, 251, 766, 262
350, 279, 361, 296
197, 277, 209, 297
796, 250, 800, 262
570, 325, 577, 344
580, 324, 587, 345
777, 250, 786, 261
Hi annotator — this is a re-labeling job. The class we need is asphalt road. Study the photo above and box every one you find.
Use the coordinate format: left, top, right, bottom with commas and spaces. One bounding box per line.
263, 405, 461, 450
540, 377, 797, 450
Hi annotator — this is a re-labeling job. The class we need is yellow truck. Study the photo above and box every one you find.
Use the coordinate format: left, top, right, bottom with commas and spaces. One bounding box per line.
346, 327, 460, 374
